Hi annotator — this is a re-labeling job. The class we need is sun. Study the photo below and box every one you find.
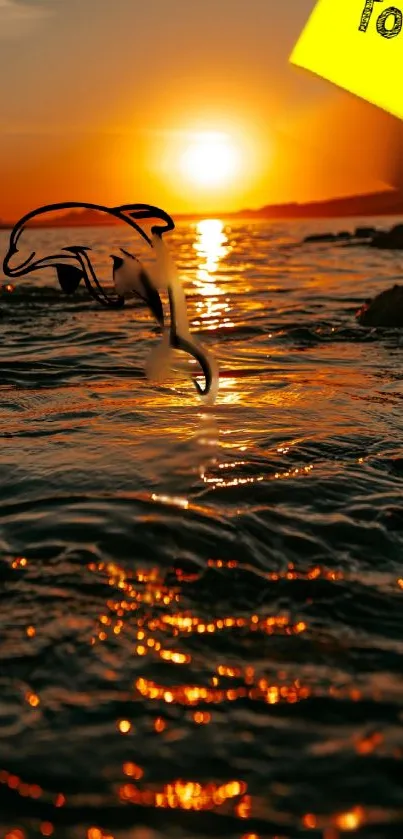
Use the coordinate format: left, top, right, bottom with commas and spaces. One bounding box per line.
180, 132, 240, 189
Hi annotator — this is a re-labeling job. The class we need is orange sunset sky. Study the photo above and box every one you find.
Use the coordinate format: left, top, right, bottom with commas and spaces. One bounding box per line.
1, 0, 402, 220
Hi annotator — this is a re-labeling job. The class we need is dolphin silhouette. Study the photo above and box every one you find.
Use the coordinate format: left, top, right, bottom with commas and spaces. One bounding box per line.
3, 201, 174, 313
3, 201, 218, 399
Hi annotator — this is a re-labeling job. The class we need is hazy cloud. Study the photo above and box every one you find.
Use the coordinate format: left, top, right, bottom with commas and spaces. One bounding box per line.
1, 0, 60, 5
0, 0, 56, 38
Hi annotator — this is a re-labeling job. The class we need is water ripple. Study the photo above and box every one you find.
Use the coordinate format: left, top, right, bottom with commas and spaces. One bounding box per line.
0, 219, 403, 838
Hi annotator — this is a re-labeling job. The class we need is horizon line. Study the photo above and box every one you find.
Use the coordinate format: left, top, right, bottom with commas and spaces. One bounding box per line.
0, 186, 401, 229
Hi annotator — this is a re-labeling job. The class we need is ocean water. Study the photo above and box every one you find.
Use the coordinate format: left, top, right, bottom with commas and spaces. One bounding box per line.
0, 217, 402, 839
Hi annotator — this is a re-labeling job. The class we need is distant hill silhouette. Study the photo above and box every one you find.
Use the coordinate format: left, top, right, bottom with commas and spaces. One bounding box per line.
2, 189, 403, 229
237, 189, 403, 220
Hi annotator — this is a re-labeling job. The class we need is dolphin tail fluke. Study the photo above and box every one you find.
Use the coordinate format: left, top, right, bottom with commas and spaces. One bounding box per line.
172, 333, 219, 403
56, 264, 85, 295
150, 231, 219, 403
145, 329, 219, 402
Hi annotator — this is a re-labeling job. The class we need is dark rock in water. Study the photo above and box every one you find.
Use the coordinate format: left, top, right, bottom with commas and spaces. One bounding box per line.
303, 222, 403, 250
356, 284, 403, 327
303, 233, 338, 243
303, 231, 356, 244
355, 226, 377, 238
370, 224, 403, 250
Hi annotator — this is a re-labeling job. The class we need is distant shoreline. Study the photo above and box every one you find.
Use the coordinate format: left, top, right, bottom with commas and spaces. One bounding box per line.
1, 188, 403, 229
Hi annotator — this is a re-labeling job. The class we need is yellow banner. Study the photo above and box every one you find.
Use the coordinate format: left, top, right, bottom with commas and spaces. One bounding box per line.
290, 0, 403, 120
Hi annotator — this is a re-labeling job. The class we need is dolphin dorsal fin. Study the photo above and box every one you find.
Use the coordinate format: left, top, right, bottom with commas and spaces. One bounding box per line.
56, 264, 84, 295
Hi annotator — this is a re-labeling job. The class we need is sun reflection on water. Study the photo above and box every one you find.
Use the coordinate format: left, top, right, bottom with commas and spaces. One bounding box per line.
192, 219, 234, 332
194, 219, 230, 281
3, 551, 392, 837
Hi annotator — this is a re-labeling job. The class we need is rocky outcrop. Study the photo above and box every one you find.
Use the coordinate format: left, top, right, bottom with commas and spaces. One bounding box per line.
304, 231, 349, 243
356, 285, 403, 327
369, 224, 403, 250
354, 226, 377, 238
303, 226, 378, 245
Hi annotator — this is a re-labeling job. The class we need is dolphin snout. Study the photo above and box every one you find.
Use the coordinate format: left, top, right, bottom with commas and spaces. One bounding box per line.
3, 247, 35, 277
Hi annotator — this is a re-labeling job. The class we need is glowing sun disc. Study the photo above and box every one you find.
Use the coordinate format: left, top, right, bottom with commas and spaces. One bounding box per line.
181, 133, 239, 188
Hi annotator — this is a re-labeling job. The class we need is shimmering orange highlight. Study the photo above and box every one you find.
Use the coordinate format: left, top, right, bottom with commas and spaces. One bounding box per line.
193, 711, 211, 724
123, 763, 144, 780
335, 807, 365, 831
356, 732, 383, 755
136, 676, 310, 707
118, 720, 132, 734
303, 813, 317, 829
12, 557, 28, 569
118, 778, 247, 811
26, 692, 40, 708
236, 794, 252, 819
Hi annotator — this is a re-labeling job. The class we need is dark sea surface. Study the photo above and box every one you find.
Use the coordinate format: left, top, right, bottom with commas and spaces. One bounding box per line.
0, 217, 402, 839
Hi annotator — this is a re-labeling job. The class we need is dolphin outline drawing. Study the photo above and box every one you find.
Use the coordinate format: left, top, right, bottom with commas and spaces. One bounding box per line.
3, 201, 174, 308
2, 201, 217, 399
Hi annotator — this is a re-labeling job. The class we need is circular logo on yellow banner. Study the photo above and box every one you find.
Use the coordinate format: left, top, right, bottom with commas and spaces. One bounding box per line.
290, 0, 403, 120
